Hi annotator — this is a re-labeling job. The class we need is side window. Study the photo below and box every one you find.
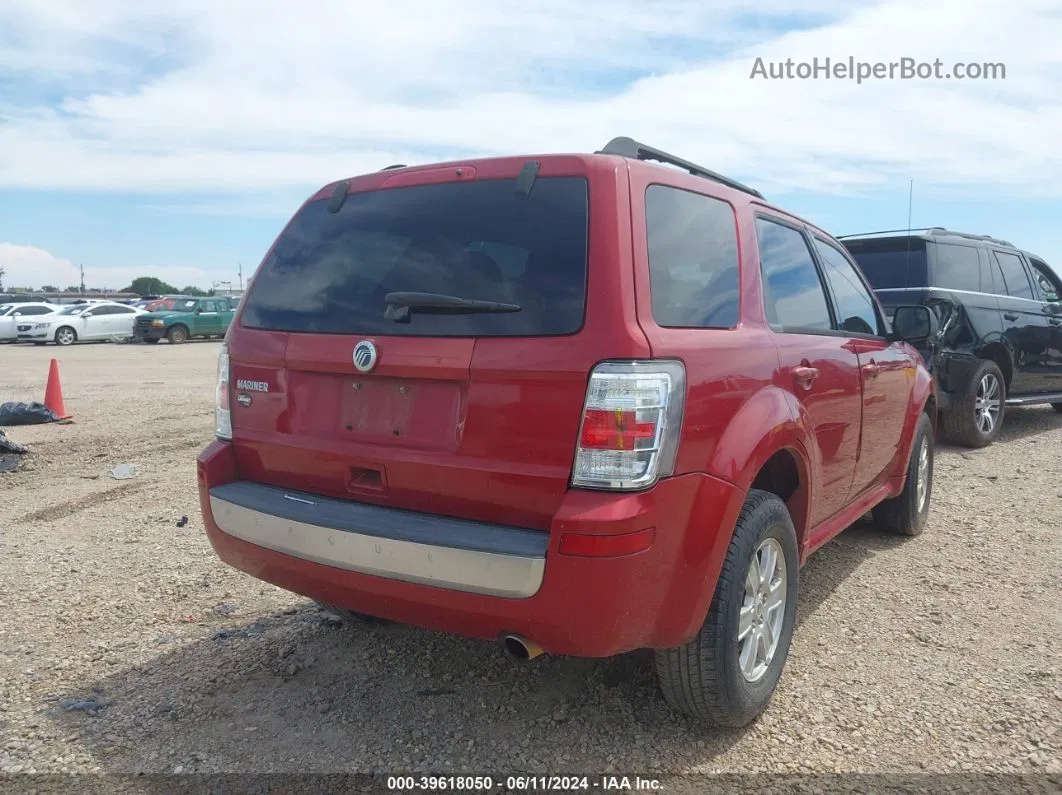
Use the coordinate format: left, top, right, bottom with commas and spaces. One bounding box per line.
1028, 258, 1061, 302
813, 238, 885, 336
645, 184, 740, 328
933, 243, 981, 292
755, 218, 832, 331
993, 251, 1034, 299
22, 307, 50, 316
114, 305, 135, 314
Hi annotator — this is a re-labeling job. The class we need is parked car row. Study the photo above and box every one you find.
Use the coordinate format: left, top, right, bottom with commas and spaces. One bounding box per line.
0, 295, 236, 346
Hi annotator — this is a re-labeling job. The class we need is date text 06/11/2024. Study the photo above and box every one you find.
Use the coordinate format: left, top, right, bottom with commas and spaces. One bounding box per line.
386, 775, 664, 791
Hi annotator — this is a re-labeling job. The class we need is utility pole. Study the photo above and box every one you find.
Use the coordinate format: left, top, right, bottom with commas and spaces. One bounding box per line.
238, 262, 243, 292
79, 264, 85, 294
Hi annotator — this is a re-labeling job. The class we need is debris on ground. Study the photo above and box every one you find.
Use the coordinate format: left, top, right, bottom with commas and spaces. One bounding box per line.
109, 463, 139, 480
213, 603, 237, 616
0, 429, 28, 454
0, 455, 20, 473
0, 401, 60, 426
176, 515, 189, 528
59, 696, 107, 716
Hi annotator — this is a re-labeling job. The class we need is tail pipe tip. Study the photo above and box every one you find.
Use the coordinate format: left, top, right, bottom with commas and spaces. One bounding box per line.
500, 633, 544, 661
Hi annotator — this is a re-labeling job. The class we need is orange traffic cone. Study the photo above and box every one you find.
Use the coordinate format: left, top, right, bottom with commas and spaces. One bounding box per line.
44, 358, 72, 421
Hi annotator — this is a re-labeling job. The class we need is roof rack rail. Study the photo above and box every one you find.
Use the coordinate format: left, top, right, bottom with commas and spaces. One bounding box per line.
926, 227, 1014, 247
596, 136, 764, 199
838, 226, 1014, 247
380, 163, 407, 171
836, 228, 937, 239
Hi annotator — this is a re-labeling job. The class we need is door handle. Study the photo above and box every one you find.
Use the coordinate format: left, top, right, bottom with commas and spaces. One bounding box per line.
793, 365, 819, 389
1003, 312, 1019, 321
862, 361, 880, 377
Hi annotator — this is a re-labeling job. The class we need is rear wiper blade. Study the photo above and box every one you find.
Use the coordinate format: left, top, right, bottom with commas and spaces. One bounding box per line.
383, 292, 521, 323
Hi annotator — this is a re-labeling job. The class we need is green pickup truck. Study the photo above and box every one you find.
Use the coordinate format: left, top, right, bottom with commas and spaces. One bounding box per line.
133, 297, 235, 344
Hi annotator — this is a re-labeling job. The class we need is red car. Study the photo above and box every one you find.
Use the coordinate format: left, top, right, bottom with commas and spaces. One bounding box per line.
198, 137, 937, 726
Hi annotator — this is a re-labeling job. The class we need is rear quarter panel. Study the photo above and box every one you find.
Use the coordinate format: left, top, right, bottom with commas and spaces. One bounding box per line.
625, 165, 819, 595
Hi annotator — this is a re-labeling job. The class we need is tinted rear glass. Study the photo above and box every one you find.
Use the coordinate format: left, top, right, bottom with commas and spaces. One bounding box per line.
241, 177, 589, 336
841, 238, 928, 289
932, 242, 982, 291
992, 250, 1034, 299
645, 184, 739, 328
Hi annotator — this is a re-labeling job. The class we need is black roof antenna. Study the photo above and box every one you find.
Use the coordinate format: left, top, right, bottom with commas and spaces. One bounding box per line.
903, 179, 914, 288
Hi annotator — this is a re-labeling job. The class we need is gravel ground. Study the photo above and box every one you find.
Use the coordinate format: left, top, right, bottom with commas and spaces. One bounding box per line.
0, 341, 1059, 792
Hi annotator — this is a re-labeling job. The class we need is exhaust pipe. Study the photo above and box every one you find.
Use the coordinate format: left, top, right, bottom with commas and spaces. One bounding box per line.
500, 633, 544, 661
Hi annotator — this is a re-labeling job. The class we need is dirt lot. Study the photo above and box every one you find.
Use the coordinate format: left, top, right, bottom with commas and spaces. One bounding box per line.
0, 341, 1060, 790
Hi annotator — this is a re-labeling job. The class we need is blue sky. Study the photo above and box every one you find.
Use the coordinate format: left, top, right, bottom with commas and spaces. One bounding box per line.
1, 0, 1060, 291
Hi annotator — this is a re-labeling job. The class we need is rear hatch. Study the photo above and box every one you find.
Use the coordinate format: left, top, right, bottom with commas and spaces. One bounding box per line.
224, 158, 648, 530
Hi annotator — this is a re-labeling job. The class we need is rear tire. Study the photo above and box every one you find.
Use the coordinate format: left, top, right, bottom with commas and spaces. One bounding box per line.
655, 489, 798, 727
873, 412, 934, 536
940, 359, 1005, 448
314, 601, 391, 626
167, 325, 188, 344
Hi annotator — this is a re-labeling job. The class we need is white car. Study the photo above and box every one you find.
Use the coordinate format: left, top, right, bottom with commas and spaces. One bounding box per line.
0, 302, 61, 342
18, 302, 147, 346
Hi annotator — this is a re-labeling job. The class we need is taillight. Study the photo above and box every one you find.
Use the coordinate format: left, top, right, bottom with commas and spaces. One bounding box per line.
215, 343, 232, 441
571, 360, 686, 490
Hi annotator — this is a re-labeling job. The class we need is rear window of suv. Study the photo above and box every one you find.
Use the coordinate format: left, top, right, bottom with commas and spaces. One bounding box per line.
645, 184, 740, 328
841, 237, 928, 290
240, 177, 589, 337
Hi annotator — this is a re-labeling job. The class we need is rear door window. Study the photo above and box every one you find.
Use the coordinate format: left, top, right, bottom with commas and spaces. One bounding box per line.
241, 177, 589, 337
992, 251, 1035, 299
932, 242, 982, 292
644, 184, 739, 328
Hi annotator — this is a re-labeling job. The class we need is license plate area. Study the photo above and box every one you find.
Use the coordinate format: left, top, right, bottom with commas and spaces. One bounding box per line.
339, 377, 462, 451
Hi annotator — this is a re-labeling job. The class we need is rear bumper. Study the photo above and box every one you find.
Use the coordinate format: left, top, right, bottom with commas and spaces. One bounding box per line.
197, 440, 745, 657
208, 481, 547, 599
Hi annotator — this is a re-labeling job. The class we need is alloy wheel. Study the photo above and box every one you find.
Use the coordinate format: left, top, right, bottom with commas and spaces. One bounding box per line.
737, 537, 787, 683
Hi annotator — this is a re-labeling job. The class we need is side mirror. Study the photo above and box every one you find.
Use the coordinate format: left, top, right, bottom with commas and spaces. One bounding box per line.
1046, 301, 1062, 316
889, 305, 937, 343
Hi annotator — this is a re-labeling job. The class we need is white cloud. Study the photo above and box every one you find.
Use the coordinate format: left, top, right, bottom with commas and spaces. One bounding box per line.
0, 241, 213, 291
0, 0, 1059, 200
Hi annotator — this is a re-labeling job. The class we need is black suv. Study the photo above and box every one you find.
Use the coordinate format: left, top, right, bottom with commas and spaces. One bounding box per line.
840, 227, 1062, 448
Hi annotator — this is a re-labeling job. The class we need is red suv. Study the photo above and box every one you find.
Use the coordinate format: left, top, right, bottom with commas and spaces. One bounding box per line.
197, 137, 937, 726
